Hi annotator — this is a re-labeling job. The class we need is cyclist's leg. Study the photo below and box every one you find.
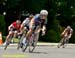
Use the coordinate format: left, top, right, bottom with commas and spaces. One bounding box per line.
62, 37, 69, 48
6, 31, 14, 42
18, 27, 28, 48
13, 31, 18, 38
21, 22, 35, 45
20, 28, 32, 46
31, 26, 40, 47
25, 24, 35, 41
10, 30, 18, 43
58, 38, 64, 48
62, 37, 68, 48
66, 38, 69, 44
34, 26, 41, 40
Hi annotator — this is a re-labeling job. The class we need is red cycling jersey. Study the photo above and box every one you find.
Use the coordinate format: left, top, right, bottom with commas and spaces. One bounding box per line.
11, 22, 21, 30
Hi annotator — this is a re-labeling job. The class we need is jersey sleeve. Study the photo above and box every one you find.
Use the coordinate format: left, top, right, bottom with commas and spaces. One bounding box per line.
34, 14, 40, 20
12, 22, 16, 28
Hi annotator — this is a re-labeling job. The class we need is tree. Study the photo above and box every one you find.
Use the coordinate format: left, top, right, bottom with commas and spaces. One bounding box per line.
0, 15, 6, 36
5, 0, 75, 43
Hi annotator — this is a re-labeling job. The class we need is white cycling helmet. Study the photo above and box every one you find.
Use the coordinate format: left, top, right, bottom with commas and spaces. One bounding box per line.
67, 26, 71, 29
40, 10, 48, 15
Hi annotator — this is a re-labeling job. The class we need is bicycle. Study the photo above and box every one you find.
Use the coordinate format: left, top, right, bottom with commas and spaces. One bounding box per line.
17, 27, 28, 50
58, 36, 69, 48
20, 26, 40, 53
4, 31, 21, 50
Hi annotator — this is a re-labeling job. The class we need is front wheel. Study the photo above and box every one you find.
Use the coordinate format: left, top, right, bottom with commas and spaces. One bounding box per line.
29, 39, 37, 53
29, 33, 39, 53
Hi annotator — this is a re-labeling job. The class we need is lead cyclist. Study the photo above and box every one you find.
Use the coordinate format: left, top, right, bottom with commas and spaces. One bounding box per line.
23, 10, 48, 45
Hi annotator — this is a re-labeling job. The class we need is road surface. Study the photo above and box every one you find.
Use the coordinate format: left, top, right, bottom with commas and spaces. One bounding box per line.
0, 45, 75, 58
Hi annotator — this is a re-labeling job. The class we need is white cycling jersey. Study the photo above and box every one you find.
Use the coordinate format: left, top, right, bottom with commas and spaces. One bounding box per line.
22, 18, 31, 27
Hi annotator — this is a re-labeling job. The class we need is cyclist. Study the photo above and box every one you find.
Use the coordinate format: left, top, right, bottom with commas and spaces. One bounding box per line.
20, 14, 34, 34
6, 20, 21, 42
58, 26, 73, 48
20, 14, 34, 45
22, 10, 48, 45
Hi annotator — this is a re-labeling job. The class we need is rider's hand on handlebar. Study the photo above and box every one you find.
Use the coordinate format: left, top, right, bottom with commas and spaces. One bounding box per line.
41, 30, 45, 36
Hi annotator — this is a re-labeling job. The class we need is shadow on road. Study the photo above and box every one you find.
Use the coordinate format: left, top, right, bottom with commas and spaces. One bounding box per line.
30, 51, 48, 54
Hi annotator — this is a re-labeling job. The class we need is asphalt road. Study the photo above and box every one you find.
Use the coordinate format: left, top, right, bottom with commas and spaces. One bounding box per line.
0, 45, 75, 58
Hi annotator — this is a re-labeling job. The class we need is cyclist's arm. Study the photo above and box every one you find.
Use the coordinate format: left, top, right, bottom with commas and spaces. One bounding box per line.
61, 28, 67, 36
29, 18, 35, 29
20, 18, 29, 31
42, 18, 47, 31
68, 34, 72, 39
41, 20, 47, 36
8, 24, 14, 30
42, 25, 46, 32
20, 19, 28, 33
20, 24, 24, 31
68, 29, 73, 39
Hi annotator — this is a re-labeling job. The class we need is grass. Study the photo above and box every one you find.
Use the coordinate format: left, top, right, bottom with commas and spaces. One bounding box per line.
13, 38, 19, 43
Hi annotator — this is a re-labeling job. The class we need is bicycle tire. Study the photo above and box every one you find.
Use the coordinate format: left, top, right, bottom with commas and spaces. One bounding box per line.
29, 39, 37, 53
17, 34, 25, 50
22, 40, 28, 52
29, 33, 39, 53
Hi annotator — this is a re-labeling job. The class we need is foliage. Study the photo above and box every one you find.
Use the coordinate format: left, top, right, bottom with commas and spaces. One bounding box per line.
0, 15, 6, 35
1, 0, 75, 42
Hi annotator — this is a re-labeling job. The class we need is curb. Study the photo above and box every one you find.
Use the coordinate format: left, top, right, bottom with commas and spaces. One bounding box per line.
0, 43, 75, 47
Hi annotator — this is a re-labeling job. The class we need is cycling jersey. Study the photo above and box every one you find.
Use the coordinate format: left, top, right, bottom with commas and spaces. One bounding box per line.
34, 14, 47, 27
22, 18, 31, 30
62, 28, 73, 38
23, 18, 30, 27
11, 22, 21, 31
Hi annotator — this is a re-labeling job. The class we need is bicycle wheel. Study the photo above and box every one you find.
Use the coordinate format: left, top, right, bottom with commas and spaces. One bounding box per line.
57, 38, 64, 48
29, 39, 37, 52
17, 34, 25, 50
62, 38, 69, 48
29, 33, 39, 53
17, 29, 27, 50
17, 40, 21, 50
22, 39, 29, 52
